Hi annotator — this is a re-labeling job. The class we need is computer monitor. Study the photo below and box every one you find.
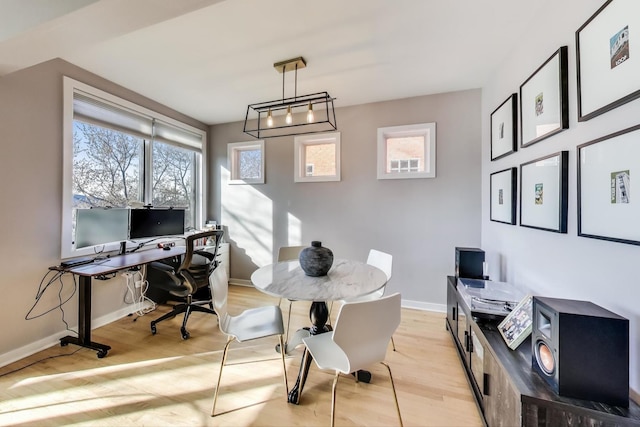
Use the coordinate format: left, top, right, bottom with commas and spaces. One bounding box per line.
74, 208, 129, 249
129, 208, 185, 239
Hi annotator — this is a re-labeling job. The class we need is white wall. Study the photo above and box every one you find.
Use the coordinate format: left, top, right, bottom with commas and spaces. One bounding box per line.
0, 59, 207, 366
209, 89, 482, 308
481, 0, 640, 395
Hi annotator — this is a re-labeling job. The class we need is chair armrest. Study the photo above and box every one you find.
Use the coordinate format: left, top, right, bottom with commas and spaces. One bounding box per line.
194, 250, 215, 262
149, 261, 182, 288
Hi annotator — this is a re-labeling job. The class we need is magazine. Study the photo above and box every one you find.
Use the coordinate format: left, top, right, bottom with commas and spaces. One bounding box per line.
497, 295, 533, 350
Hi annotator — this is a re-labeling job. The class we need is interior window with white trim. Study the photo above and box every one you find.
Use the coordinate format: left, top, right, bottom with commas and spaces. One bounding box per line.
62, 77, 206, 258
377, 123, 436, 179
294, 132, 341, 182
228, 140, 265, 184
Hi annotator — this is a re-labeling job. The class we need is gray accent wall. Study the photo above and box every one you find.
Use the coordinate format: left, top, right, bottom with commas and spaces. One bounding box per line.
481, 0, 640, 395
208, 89, 482, 306
0, 58, 206, 364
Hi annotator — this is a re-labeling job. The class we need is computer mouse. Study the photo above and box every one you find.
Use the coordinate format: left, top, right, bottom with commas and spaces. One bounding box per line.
163, 245, 171, 250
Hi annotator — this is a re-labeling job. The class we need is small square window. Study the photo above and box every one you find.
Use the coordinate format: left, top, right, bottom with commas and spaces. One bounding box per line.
294, 132, 340, 182
377, 123, 436, 179
228, 140, 265, 184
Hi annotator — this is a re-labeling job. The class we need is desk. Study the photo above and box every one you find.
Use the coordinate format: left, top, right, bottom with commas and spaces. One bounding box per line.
57, 246, 186, 358
251, 258, 387, 404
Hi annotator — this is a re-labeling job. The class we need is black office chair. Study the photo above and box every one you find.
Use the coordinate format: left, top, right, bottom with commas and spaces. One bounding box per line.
149, 229, 224, 340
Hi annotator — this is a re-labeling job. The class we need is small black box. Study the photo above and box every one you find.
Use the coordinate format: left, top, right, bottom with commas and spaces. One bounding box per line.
455, 247, 485, 279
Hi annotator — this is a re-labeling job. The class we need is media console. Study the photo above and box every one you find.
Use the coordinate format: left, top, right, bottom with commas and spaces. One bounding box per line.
446, 276, 640, 426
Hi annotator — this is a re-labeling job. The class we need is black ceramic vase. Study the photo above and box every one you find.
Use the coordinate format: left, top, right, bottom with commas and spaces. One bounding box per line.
299, 241, 334, 277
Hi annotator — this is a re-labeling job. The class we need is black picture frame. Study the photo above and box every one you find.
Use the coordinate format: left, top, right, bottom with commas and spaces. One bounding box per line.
490, 94, 518, 160
519, 151, 568, 233
576, 0, 640, 121
490, 167, 517, 225
578, 124, 640, 245
519, 47, 569, 148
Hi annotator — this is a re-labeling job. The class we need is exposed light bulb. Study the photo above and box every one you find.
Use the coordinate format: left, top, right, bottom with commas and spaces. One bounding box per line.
266, 109, 273, 127
306, 102, 314, 123
285, 105, 293, 125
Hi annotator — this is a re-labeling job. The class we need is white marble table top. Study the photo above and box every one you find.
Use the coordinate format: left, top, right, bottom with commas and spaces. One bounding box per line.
251, 258, 387, 301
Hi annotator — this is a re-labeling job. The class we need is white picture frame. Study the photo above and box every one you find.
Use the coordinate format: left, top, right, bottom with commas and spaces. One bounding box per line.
578, 124, 640, 245
576, 0, 640, 121
490, 167, 517, 225
519, 47, 569, 148
519, 151, 568, 233
490, 94, 517, 160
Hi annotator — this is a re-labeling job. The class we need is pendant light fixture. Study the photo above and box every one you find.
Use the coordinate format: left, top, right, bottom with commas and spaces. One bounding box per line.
243, 57, 337, 139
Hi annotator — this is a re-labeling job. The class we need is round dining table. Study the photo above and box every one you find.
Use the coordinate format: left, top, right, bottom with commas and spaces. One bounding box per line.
251, 258, 388, 404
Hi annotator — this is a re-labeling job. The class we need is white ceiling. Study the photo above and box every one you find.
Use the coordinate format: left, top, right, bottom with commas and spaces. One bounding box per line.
0, 0, 553, 125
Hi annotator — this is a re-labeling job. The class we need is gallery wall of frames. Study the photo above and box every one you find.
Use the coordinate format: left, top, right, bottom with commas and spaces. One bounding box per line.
488, 0, 640, 246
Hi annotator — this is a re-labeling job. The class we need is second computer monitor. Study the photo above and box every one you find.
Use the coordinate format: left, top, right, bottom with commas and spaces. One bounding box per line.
129, 208, 185, 239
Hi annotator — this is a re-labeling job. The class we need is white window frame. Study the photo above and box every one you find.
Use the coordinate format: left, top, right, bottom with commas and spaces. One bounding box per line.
377, 122, 436, 180
61, 77, 206, 259
228, 140, 265, 184
294, 132, 341, 182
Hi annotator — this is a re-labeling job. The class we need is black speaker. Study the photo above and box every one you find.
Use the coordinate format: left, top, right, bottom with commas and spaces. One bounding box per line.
531, 296, 629, 407
455, 247, 485, 279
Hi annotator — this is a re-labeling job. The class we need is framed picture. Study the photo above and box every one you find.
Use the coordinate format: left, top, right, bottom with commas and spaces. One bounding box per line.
491, 94, 518, 160
578, 124, 640, 245
498, 295, 533, 350
519, 151, 568, 233
576, 0, 640, 121
519, 47, 569, 148
490, 167, 517, 225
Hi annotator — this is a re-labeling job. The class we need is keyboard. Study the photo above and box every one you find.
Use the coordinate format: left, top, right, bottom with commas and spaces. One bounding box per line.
60, 257, 95, 268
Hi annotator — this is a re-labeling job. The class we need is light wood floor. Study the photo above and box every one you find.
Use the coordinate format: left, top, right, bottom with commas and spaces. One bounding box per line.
0, 285, 482, 427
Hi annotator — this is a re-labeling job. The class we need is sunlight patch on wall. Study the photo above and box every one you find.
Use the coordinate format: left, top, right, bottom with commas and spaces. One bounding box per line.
287, 213, 302, 247
220, 165, 273, 266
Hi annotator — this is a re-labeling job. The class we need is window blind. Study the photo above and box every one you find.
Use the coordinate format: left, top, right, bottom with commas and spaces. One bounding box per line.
73, 90, 203, 152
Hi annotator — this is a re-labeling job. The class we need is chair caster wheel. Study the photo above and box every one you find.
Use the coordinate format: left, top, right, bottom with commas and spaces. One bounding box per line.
181, 327, 190, 340
60, 341, 69, 347
97, 350, 108, 358
151, 324, 157, 335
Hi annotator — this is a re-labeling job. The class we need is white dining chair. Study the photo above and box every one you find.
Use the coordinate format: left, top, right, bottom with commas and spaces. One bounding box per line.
334, 249, 396, 350
302, 293, 403, 427
209, 266, 289, 416
276, 245, 306, 345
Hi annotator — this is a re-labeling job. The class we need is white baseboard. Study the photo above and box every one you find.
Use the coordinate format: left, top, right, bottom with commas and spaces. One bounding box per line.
0, 304, 147, 369
402, 299, 446, 313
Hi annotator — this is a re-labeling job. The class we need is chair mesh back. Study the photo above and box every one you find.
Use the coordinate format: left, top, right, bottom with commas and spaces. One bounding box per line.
178, 230, 223, 292
333, 293, 401, 369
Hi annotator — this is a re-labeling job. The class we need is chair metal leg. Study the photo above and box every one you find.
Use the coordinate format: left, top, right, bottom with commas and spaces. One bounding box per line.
331, 371, 340, 427
391, 335, 396, 351
381, 361, 403, 427
211, 337, 233, 417
279, 334, 289, 396
284, 300, 293, 346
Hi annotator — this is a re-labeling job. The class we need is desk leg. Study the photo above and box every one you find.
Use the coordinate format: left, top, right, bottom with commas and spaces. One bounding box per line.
288, 301, 331, 404
59, 275, 111, 358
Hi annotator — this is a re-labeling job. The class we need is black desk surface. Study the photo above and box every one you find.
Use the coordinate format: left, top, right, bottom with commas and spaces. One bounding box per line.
65, 246, 186, 276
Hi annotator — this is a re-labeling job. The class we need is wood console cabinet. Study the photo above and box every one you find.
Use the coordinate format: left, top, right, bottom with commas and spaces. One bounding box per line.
446, 276, 640, 427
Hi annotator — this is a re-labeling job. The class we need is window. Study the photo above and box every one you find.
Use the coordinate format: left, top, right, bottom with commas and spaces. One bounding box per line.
62, 77, 206, 258
377, 123, 436, 179
228, 140, 265, 184
294, 132, 341, 182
